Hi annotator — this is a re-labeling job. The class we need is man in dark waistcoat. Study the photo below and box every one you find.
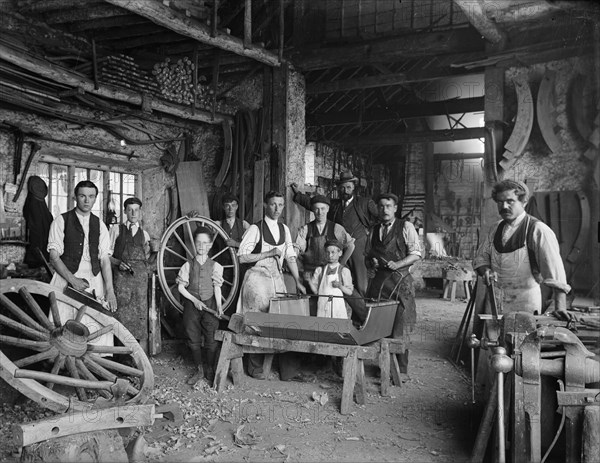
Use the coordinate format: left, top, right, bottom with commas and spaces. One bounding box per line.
365, 193, 421, 371
109, 197, 151, 352
291, 171, 378, 295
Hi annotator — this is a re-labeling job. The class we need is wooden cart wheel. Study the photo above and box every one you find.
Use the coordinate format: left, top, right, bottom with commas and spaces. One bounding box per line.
157, 216, 240, 314
0, 279, 154, 413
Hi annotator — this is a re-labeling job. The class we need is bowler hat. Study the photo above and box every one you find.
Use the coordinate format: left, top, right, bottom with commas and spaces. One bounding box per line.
376, 192, 399, 204
310, 195, 330, 206
124, 197, 142, 208
336, 171, 358, 185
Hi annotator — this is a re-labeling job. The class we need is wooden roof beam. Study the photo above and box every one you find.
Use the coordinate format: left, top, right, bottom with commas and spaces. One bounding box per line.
293, 28, 484, 71
43, 5, 130, 24
310, 97, 485, 126
307, 69, 479, 95
0, 42, 232, 124
343, 128, 485, 146
453, 0, 506, 45
104, 0, 281, 67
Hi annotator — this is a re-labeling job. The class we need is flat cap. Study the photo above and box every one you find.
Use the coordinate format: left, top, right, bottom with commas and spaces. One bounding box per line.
324, 239, 343, 250
310, 194, 330, 206
124, 197, 142, 208
376, 192, 399, 204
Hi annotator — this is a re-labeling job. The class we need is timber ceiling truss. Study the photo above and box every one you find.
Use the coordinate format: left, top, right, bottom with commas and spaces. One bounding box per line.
1, 0, 599, 162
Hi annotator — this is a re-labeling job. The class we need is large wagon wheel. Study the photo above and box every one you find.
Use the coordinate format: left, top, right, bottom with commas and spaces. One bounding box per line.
157, 216, 240, 314
0, 279, 153, 413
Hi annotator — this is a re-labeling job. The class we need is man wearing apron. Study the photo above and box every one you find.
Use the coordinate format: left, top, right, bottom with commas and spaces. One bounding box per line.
237, 191, 306, 380
473, 180, 571, 319
47, 180, 116, 347
365, 193, 422, 372
295, 195, 354, 311
291, 171, 378, 295
109, 197, 150, 352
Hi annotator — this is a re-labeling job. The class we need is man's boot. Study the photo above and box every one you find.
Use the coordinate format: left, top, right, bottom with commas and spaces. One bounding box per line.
187, 365, 204, 385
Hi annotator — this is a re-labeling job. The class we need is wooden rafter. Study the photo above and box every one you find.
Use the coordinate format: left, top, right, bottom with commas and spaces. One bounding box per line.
343, 128, 485, 146
453, 0, 506, 45
104, 0, 280, 67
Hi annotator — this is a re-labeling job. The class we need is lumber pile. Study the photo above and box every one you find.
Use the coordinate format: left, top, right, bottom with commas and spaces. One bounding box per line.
100, 54, 159, 95
152, 57, 216, 108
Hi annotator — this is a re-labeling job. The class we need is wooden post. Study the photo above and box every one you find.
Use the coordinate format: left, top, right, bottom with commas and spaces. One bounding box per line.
278, 0, 284, 62
271, 63, 287, 193
583, 406, 600, 463
211, 0, 219, 38
340, 350, 358, 415
244, 0, 251, 48
148, 272, 161, 356
91, 39, 99, 90
211, 51, 221, 121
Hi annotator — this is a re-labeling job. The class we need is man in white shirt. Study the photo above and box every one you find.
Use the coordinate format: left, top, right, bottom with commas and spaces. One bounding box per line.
237, 191, 306, 380
47, 180, 116, 346
473, 180, 571, 319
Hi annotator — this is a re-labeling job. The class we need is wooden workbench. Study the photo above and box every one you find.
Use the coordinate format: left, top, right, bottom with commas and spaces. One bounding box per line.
213, 330, 405, 414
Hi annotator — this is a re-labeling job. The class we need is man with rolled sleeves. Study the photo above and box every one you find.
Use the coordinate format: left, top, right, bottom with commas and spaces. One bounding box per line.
365, 192, 421, 371
291, 171, 378, 295
294, 195, 355, 295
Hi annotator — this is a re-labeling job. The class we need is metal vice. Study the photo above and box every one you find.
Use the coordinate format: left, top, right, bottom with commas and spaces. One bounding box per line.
513, 319, 600, 463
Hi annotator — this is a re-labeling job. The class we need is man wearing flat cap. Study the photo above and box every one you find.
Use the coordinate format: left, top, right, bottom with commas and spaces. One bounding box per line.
295, 194, 355, 297
473, 180, 571, 320
109, 196, 152, 352
291, 171, 378, 295
366, 193, 422, 371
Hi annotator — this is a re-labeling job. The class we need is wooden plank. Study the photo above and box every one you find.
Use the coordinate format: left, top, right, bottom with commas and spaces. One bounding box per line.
15, 404, 156, 447
252, 159, 266, 223
176, 161, 210, 217
243, 0, 251, 47
0, 43, 231, 125
379, 340, 390, 397
104, 0, 280, 67
340, 350, 358, 415
343, 128, 485, 146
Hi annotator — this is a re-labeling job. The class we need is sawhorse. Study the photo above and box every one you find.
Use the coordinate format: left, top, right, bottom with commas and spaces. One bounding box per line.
213, 330, 405, 414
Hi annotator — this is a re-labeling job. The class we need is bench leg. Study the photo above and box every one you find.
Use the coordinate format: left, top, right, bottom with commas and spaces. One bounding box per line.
379, 340, 391, 397
213, 332, 243, 392
340, 350, 358, 415
391, 354, 402, 386
355, 359, 366, 405
263, 354, 274, 378
442, 279, 450, 299
231, 358, 244, 386
450, 281, 457, 302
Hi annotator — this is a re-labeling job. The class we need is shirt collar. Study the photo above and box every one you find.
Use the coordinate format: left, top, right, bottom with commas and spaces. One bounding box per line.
345, 196, 354, 206
127, 221, 138, 229
264, 216, 278, 226
383, 219, 395, 228
505, 211, 527, 228
75, 210, 90, 221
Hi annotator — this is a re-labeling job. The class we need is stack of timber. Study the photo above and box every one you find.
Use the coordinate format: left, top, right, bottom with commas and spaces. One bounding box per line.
401, 193, 425, 216
99, 54, 159, 95
152, 57, 217, 108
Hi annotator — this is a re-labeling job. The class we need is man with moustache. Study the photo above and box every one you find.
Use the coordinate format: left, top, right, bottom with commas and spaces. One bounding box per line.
473, 180, 572, 319
290, 171, 378, 295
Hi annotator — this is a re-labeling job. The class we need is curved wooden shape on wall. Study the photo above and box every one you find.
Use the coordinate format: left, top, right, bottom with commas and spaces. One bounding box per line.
537, 71, 562, 154
500, 78, 534, 170
215, 119, 233, 187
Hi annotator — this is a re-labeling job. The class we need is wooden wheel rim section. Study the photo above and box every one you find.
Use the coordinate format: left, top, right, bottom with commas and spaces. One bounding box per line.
157, 216, 240, 314
0, 279, 154, 413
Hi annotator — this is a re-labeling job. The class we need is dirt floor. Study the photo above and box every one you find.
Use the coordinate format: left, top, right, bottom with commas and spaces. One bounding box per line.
1, 290, 480, 462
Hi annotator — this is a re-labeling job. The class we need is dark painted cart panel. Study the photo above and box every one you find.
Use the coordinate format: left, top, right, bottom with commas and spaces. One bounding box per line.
242, 300, 398, 345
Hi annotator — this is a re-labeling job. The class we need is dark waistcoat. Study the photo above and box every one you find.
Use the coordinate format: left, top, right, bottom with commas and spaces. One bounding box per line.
61, 209, 101, 276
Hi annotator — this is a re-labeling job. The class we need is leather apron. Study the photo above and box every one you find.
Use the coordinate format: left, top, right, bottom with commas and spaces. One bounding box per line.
490, 218, 541, 313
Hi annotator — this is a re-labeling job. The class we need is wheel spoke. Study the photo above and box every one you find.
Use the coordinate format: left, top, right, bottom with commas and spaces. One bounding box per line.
14, 347, 58, 368
47, 354, 66, 390
18, 287, 54, 330
164, 246, 187, 261
49, 292, 62, 327
0, 314, 50, 341
86, 345, 133, 355
88, 353, 143, 377
163, 266, 184, 271
0, 294, 49, 334
222, 264, 235, 269
88, 324, 114, 341
173, 230, 194, 259
222, 279, 233, 287
81, 355, 140, 396
184, 222, 196, 255
66, 356, 88, 401
74, 304, 88, 322
211, 247, 228, 259
15, 368, 113, 390
76, 359, 111, 399
0, 335, 50, 351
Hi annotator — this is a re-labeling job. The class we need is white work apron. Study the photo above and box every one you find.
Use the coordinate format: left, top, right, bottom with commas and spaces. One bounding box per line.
50, 260, 114, 348
316, 265, 348, 319
490, 225, 541, 314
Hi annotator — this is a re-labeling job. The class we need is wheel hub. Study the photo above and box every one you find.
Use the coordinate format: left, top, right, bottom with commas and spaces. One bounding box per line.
50, 320, 90, 357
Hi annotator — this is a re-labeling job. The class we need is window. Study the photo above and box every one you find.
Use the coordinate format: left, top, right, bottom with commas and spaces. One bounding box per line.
36, 162, 138, 226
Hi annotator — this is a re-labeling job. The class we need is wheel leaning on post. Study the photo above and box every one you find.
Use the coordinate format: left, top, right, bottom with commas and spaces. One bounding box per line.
156, 215, 240, 314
